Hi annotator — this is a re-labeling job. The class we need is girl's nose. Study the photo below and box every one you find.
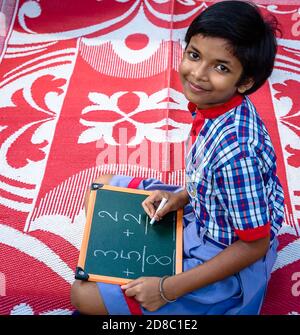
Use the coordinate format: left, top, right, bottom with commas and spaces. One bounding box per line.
192, 63, 209, 82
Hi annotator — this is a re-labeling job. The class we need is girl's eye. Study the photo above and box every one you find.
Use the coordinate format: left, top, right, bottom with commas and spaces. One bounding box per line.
216, 64, 229, 73
187, 51, 199, 60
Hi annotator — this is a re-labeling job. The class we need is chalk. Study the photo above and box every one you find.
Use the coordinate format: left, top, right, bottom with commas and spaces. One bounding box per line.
150, 197, 168, 225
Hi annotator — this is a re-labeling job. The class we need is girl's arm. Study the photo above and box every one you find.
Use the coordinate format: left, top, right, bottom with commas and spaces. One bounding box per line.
163, 235, 270, 301
121, 235, 270, 312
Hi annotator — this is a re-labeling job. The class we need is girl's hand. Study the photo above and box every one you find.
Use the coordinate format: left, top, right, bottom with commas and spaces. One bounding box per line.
142, 190, 188, 222
121, 277, 166, 312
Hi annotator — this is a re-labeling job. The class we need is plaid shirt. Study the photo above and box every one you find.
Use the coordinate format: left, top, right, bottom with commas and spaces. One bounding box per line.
185, 95, 284, 246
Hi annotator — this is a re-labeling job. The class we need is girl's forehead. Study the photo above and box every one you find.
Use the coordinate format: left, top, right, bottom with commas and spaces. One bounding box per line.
188, 34, 240, 65
189, 34, 232, 53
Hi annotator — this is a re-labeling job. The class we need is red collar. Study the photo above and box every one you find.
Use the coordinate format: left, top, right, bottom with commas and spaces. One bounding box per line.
189, 94, 244, 144
188, 94, 243, 119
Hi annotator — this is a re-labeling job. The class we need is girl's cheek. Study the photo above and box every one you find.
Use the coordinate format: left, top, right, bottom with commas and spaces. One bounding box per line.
178, 62, 184, 75
179, 61, 189, 79
178, 64, 185, 83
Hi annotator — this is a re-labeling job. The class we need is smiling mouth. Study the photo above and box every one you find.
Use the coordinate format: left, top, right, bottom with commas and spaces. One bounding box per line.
188, 81, 210, 93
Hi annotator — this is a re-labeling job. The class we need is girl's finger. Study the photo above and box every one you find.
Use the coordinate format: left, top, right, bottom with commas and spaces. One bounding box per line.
120, 278, 143, 290
142, 200, 155, 218
154, 200, 174, 220
124, 286, 138, 298
142, 192, 164, 217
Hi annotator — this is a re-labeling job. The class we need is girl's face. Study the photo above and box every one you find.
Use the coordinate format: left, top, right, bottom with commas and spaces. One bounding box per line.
179, 34, 252, 109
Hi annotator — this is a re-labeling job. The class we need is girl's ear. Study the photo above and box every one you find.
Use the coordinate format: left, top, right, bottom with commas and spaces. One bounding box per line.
237, 78, 255, 94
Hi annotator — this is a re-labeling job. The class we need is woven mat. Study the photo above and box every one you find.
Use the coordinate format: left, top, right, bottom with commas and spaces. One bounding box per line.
0, 0, 299, 315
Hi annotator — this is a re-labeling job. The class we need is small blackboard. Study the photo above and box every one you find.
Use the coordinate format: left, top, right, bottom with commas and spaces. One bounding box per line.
75, 183, 183, 285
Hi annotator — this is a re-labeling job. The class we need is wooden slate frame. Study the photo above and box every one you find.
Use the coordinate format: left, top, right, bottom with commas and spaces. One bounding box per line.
75, 184, 183, 285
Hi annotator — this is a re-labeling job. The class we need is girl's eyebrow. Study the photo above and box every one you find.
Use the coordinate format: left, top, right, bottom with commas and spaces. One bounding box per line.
216, 59, 232, 65
188, 45, 200, 53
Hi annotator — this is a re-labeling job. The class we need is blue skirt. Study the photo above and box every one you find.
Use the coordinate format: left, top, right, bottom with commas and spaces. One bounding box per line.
97, 176, 278, 315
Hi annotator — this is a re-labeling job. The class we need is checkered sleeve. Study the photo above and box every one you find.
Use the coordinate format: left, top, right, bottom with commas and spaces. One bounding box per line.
215, 157, 270, 241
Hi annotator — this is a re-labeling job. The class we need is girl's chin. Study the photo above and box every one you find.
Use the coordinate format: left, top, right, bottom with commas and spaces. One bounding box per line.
184, 88, 211, 102
185, 95, 211, 108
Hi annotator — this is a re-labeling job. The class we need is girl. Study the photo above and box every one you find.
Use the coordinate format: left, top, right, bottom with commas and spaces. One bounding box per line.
71, 1, 284, 315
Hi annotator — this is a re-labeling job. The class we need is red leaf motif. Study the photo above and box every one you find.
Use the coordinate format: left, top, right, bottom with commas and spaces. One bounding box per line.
157, 124, 178, 131
131, 109, 191, 124
0, 75, 63, 168
281, 118, 300, 138
7, 123, 48, 169
31, 75, 65, 113
285, 145, 300, 168
81, 110, 121, 123
273, 80, 300, 118
130, 109, 167, 123
273, 80, 300, 139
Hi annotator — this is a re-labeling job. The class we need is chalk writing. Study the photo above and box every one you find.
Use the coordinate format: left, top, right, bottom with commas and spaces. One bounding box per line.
124, 213, 142, 225
98, 210, 118, 222
123, 229, 134, 237
123, 269, 135, 277
83, 188, 180, 281
120, 250, 141, 262
146, 255, 172, 266
93, 246, 172, 274
94, 249, 118, 260
98, 210, 143, 226
145, 215, 149, 235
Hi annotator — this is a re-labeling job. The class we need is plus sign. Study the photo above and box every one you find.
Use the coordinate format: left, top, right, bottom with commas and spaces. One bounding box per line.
123, 269, 135, 277
123, 229, 134, 237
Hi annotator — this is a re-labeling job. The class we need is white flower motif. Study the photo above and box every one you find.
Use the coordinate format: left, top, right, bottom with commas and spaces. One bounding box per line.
79, 88, 190, 146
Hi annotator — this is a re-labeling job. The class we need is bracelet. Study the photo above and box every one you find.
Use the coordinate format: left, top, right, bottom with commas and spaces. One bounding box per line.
159, 276, 176, 303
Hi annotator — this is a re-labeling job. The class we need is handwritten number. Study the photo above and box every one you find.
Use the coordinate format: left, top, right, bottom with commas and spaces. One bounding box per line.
146, 255, 172, 266
93, 249, 172, 267
94, 249, 118, 260
97, 211, 142, 225
123, 213, 142, 225
120, 250, 141, 262
98, 211, 118, 222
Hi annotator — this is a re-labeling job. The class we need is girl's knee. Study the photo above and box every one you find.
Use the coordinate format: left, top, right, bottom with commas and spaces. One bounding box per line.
70, 280, 106, 315
70, 280, 85, 312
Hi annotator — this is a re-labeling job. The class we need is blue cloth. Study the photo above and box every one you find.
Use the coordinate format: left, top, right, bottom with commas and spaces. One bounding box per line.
186, 96, 284, 245
97, 175, 278, 315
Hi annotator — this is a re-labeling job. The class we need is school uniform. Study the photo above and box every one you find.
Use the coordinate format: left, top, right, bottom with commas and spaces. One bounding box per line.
97, 94, 284, 315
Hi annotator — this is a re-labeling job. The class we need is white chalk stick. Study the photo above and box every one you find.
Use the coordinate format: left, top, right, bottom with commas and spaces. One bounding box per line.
150, 197, 168, 225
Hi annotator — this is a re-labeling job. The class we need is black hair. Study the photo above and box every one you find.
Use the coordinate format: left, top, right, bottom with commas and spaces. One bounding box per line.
184, 1, 280, 95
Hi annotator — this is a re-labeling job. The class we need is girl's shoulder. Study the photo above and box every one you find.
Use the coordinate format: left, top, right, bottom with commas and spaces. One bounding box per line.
207, 97, 275, 170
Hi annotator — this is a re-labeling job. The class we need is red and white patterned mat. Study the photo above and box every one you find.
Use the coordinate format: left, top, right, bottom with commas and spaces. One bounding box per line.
0, 0, 299, 315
